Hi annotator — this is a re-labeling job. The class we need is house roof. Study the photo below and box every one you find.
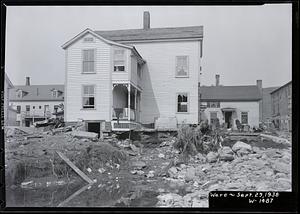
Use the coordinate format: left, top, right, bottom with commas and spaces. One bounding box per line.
95, 26, 203, 42
9, 85, 64, 101
200, 85, 262, 101
62, 28, 145, 63
270, 81, 292, 94
5, 73, 14, 88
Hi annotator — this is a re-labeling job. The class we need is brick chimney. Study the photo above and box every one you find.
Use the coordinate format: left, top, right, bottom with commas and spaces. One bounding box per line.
215, 74, 220, 86
25, 77, 30, 86
256, 79, 262, 91
143, 11, 150, 30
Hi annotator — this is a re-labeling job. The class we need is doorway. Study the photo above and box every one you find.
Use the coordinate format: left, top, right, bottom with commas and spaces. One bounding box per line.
25, 120, 31, 127
87, 122, 101, 136
225, 112, 232, 128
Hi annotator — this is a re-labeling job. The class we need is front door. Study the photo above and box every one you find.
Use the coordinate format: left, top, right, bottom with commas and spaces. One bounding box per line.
25, 120, 30, 127
225, 112, 232, 128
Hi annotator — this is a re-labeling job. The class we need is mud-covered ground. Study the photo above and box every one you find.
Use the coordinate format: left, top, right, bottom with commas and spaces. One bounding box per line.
5, 127, 291, 207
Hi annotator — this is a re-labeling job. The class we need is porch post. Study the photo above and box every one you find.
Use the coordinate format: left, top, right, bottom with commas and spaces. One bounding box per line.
128, 84, 131, 121
134, 88, 137, 122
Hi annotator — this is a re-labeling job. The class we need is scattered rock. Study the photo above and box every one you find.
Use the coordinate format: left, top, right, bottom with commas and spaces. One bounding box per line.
132, 161, 146, 170
272, 161, 290, 174
157, 193, 183, 207
158, 153, 165, 158
184, 167, 196, 182
236, 147, 251, 157
168, 167, 178, 178
206, 152, 218, 163
147, 170, 155, 178
136, 170, 145, 175
232, 141, 252, 152
218, 146, 234, 161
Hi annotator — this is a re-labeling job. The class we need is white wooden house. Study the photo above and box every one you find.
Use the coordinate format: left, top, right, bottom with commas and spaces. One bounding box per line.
199, 77, 262, 129
9, 77, 64, 127
62, 11, 203, 132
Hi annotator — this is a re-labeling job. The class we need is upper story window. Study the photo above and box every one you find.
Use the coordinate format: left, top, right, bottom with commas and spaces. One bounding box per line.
82, 85, 95, 109
26, 105, 30, 112
177, 93, 188, 113
82, 49, 95, 73
207, 102, 220, 108
114, 49, 125, 72
83, 37, 94, 42
17, 106, 21, 114
176, 56, 189, 77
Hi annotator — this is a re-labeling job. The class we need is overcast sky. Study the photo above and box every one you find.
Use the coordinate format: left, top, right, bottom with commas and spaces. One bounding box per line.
5, 4, 292, 88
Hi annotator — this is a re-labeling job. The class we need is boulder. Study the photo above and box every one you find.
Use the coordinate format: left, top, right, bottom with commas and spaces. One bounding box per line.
184, 167, 196, 182
168, 167, 178, 178
157, 193, 183, 207
132, 161, 146, 170
236, 147, 251, 157
232, 141, 252, 152
272, 161, 290, 174
218, 146, 234, 161
206, 152, 218, 163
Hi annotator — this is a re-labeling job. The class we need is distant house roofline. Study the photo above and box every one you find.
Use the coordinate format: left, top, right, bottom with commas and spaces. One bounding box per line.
9, 84, 64, 102
270, 81, 292, 94
200, 85, 262, 101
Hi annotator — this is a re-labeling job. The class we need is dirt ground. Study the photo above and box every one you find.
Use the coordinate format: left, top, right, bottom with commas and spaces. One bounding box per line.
5, 127, 292, 207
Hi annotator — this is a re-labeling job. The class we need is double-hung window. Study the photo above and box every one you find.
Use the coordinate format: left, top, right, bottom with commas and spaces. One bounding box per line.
210, 112, 218, 125
241, 112, 248, 124
17, 106, 21, 114
82, 49, 95, 73
177, 93, 188, 113
176, 56, 189, 77
114, 49, 125, 72
82, 85, 95, 109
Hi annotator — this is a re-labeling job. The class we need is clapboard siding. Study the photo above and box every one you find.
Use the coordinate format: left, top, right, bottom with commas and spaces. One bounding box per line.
132, 40, 201, 124
202, 101, 260, 127
65, 33, 111, 122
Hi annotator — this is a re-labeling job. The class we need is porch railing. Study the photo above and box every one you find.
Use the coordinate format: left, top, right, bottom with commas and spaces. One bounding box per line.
20, 111, 53, 118
112, 108, 135, 121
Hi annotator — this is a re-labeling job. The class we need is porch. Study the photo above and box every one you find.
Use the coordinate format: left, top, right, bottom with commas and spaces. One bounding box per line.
112, 83, 141, 131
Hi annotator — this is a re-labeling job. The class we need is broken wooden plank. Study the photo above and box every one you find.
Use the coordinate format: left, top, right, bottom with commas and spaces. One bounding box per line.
260, 133, 290, 145
57, 183, 92, 207
71, 130, 98, 139
228, 132, 259, 137
25, 135, 44, 140
56, 151, 94, 184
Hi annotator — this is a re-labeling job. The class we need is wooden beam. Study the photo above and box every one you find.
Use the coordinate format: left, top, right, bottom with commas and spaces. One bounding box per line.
57, 183, 92, 207
56, 151, 94, 184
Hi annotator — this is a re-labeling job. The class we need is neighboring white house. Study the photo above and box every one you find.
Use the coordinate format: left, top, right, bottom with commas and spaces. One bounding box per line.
4, 73, 18, 126
62, 11, 203, 132
9, 77, 64, 127
199, 76, 262, 129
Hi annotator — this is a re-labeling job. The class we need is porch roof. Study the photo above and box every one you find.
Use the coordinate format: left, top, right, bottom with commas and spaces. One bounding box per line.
221, 107, 236, 112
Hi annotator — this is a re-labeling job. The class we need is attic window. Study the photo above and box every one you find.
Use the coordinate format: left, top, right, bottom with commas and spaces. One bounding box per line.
83, 37, 94, 42
52, 90, 58, 98
16, 90, 22, 98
